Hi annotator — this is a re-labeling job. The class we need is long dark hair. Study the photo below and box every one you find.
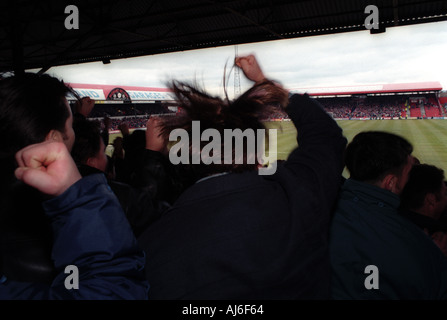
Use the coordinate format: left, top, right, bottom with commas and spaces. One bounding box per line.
159, 79, 289, 180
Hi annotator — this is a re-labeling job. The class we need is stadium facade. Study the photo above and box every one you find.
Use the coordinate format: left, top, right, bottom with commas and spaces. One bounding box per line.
69, 81, 446, 130
290, 81, 445, 120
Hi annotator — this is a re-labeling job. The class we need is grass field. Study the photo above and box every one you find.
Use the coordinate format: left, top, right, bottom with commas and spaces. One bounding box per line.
266, 119, 447, 177
108, 119, 447, 177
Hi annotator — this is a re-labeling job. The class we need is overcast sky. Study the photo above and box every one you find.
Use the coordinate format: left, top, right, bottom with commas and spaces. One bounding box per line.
36, 20, 447, 99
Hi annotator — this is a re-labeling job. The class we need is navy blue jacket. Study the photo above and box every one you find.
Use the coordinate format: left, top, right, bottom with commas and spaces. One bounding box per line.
329, 179, 447, 299
0, 174, 149, 299
138, 94, 347, 299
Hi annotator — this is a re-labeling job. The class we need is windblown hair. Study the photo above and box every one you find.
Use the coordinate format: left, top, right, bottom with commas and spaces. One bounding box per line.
159, 79, 289, 180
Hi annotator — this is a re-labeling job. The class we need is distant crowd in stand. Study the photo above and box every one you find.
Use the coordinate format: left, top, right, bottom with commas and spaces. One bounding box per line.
84, 93, 443, 129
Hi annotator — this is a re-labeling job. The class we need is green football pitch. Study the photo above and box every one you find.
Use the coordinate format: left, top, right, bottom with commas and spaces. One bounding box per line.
108, 119, 447, 177
265, 119, 447, 176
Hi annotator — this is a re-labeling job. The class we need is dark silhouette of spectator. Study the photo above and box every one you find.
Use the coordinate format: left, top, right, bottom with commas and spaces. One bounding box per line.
129, 117, 187, 206
329, 131, 447, 299
137, 54, 347, 299
400, 164, 447, 256
110, 119, 185, 206
110, 136, 126, 181
71, 116, 168, 236
101, 116, 111, 146
109, 122, 144, 184
71, 117, 108, 174
121, 126, 146, 183
0, 73, 148, 299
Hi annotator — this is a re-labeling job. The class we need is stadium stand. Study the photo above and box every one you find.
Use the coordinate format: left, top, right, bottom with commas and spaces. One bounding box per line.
70, 82, 444, 126
292, 82, 444, 120
68, 83, 177, 130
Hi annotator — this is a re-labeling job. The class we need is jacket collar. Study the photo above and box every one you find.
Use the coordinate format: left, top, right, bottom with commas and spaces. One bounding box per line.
173, 170, 261, 206
342, 178, 401, 210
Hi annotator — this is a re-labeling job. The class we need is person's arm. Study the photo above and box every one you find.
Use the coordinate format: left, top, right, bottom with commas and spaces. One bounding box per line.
74, 97, 96, 119
119, 122, 130, 138
43, 174, 149, 299
235, 54, 266, 84
15, 141, 149, 299
146, 117, 168, 156
284, 94, 347, 217
236, 54, 346, 218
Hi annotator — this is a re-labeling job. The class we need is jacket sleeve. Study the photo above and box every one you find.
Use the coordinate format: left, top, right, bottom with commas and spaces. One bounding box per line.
282, 94, 347, 221
42, 174, 149, 300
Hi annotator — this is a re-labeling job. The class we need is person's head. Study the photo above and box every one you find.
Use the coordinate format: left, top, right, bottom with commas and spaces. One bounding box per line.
400, 164, 447, 220
71, 118, 108, 172
345, 131, 414, 194
126, 129, 146, 152
0, 73, 76, 173
159, 79, 289, 180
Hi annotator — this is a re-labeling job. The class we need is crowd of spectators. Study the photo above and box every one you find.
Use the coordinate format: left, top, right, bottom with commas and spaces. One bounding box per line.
87, 102, 174, 118
105, 115, 174, 131
317, 95, 408, 119
82, 94, 443, 124
83, 102, 176, 131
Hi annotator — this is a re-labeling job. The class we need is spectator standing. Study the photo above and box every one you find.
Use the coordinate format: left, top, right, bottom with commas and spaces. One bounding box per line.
71, 116, 170, 236
400, 164, 447, 256
329, 131, 447, 299
0, 73, 148, 299
137, 55, 347, 299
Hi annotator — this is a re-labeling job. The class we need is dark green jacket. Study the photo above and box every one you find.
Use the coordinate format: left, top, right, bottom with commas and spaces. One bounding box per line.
329, 179, 447, 299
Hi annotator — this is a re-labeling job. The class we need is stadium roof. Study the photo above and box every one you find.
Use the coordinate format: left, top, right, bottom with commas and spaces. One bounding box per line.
291, 81, 443, 96
1, 0, 446, 74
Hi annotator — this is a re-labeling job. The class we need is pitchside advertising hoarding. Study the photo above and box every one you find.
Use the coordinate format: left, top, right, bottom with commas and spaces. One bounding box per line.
68, 83, 175, 102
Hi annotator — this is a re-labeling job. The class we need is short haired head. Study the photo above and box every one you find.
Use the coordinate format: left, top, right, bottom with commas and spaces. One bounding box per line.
400, 164, 447, 217
71, 117, 103, 165
345, 131, 413, 193
0, 73, 76, 169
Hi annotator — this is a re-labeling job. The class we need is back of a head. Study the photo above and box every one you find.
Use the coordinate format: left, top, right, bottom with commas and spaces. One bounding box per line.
71, 117, 102, 166
345, 131, 413, 183
400, 164, 445, 211
0, 73, 73, 176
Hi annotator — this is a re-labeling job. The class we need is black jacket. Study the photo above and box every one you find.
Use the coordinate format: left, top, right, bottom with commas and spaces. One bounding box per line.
78, 164, 168, 237
138, 94, 347, 299
0, 178, 55, 283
